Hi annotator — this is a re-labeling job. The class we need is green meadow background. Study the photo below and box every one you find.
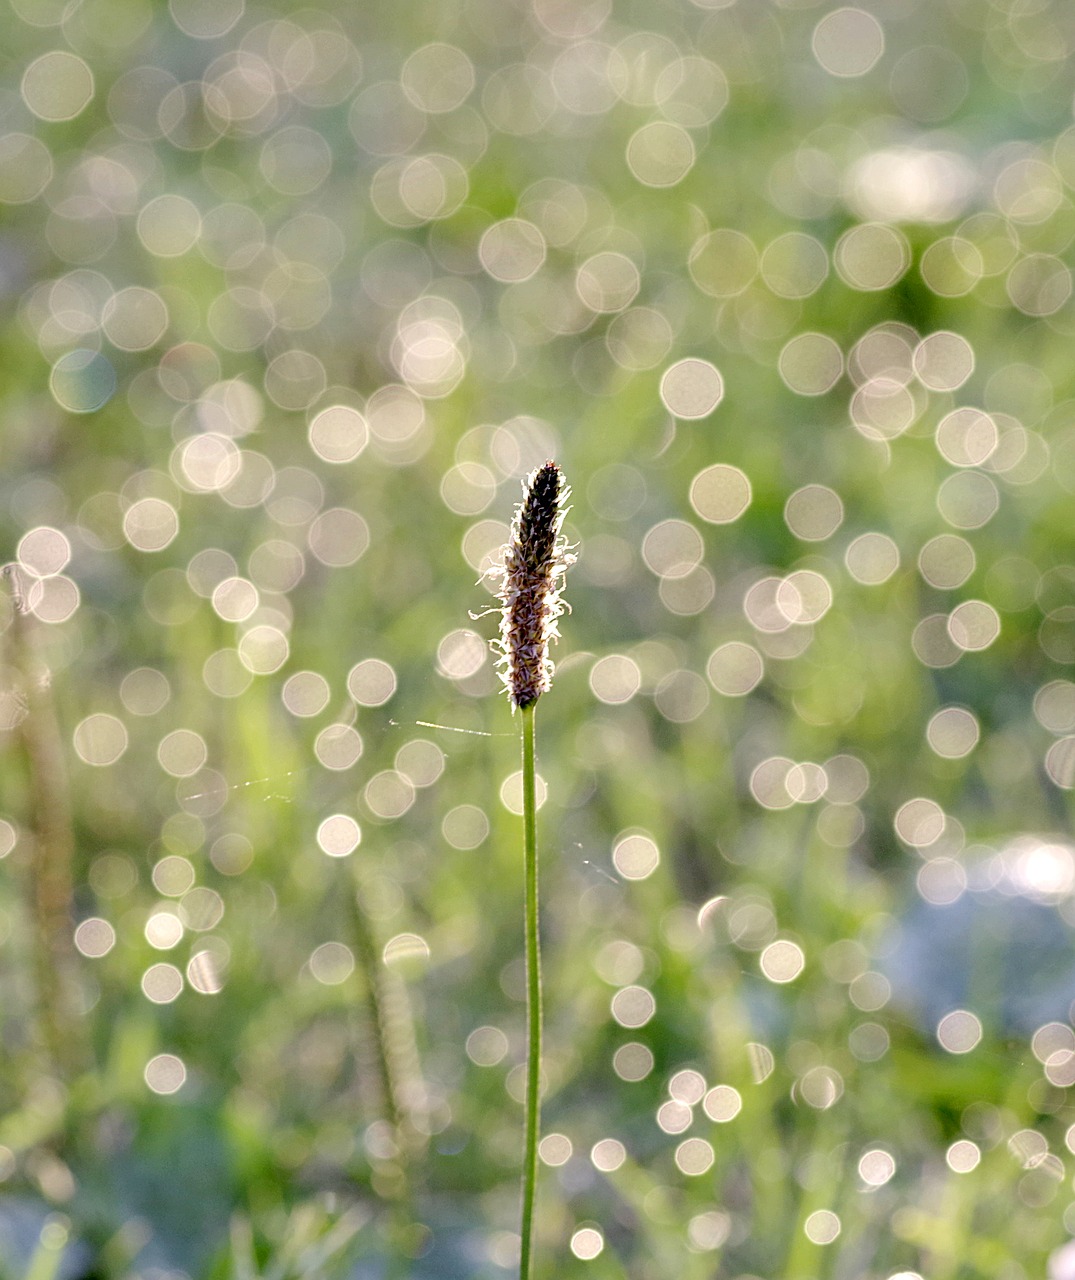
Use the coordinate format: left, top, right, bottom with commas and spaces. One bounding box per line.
2, 0, 1075, 1275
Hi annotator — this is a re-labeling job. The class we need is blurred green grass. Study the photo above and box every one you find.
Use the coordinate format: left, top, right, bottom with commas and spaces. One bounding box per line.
2, 0, 1075, 1276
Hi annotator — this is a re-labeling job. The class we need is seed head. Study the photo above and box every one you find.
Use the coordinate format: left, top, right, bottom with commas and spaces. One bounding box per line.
494, 461, 573, 709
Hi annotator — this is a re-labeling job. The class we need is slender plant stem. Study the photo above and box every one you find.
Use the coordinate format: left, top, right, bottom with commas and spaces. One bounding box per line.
346, 879, 423, 1275
519, 701, 542, 1280
6, 574, 85, 1083
348, 882, 410, 1153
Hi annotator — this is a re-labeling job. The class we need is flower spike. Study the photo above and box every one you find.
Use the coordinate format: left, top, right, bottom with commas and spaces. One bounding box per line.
494, 461, 574, 710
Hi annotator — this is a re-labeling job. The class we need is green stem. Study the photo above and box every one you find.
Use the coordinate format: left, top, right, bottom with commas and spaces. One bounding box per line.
348, 882, 409, 1154
346, 878, 423, 1275
519, 702, 542, 1280
6, 577, 85, 1083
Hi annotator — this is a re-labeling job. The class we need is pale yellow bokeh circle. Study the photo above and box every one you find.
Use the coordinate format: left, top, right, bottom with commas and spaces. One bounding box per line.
22, 51, 94, 121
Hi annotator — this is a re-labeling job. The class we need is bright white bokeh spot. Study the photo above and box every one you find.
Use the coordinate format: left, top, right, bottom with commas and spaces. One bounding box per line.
612, 1042, 654, 1082
590, 1138, 627, 1171
157, 729, 208, 778
348, 658, 398, 706
703, 1085, 742, 1122
707, 642, 763, 696
315, 724, 364, 772
937, 1009, 982, 1054
74, 918, 116, 958
610, 985, 656, 1028
668, 1069, 706, 1105
317, 814, 362, 857
144, 1053, 186, 1095
123, 499, 179, 552
835, 223, 910, 291
839, 529, 900, 586
947, 600, 1000, 652
894, 797, 946, 848
659, 359, 724, 419
946, 1139, 981, 1173
785, 485, 844, 541
480, 218, 547, 283
142, 963, 183, 1004
760, 939, 805, 983
282, 671, 331, 718
612, 832, 660, 881
690, 464, 751, 524
779, 332, 843, 396
927, 707, 979, 759
675, 1137, 715, 1175
17, 527, 71, 577
914, 332, 975, 391
804, 1210, 841, 1244
145, 911, 183, 950
309, 405, 369, 464
590, 654, 641, 704
570, 1227, 604, 1260
858, 1148, 896, 1186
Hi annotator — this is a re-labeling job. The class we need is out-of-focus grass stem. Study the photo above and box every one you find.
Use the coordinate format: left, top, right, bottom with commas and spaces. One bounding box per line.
5, 570, 85, 1083
346, 876, 425, 1274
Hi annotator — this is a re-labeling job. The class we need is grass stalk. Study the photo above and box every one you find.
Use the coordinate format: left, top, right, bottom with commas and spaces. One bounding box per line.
518, 701, 541, 1280
346, 878, 425, 1273
490, 460, 572, 1280
5, 572, 85, 1083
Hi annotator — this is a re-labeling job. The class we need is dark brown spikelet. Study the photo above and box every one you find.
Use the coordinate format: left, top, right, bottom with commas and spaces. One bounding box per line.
495, 461, 574, 709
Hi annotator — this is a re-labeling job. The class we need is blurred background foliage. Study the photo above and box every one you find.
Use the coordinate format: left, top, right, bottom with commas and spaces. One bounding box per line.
2, 0, 1075, 1275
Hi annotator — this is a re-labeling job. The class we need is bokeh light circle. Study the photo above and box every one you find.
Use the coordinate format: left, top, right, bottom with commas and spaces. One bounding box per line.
659, 359, 724, 419
812, 8, 884, 78
50, 351, 116, 413
626, 121, 695, 187
936, 1009, 982, 1054
690, 464, 751, 524
22, 51, 95, 121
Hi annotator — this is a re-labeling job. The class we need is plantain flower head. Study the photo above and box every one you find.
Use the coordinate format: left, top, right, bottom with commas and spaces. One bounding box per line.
493, 461, 574, 709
